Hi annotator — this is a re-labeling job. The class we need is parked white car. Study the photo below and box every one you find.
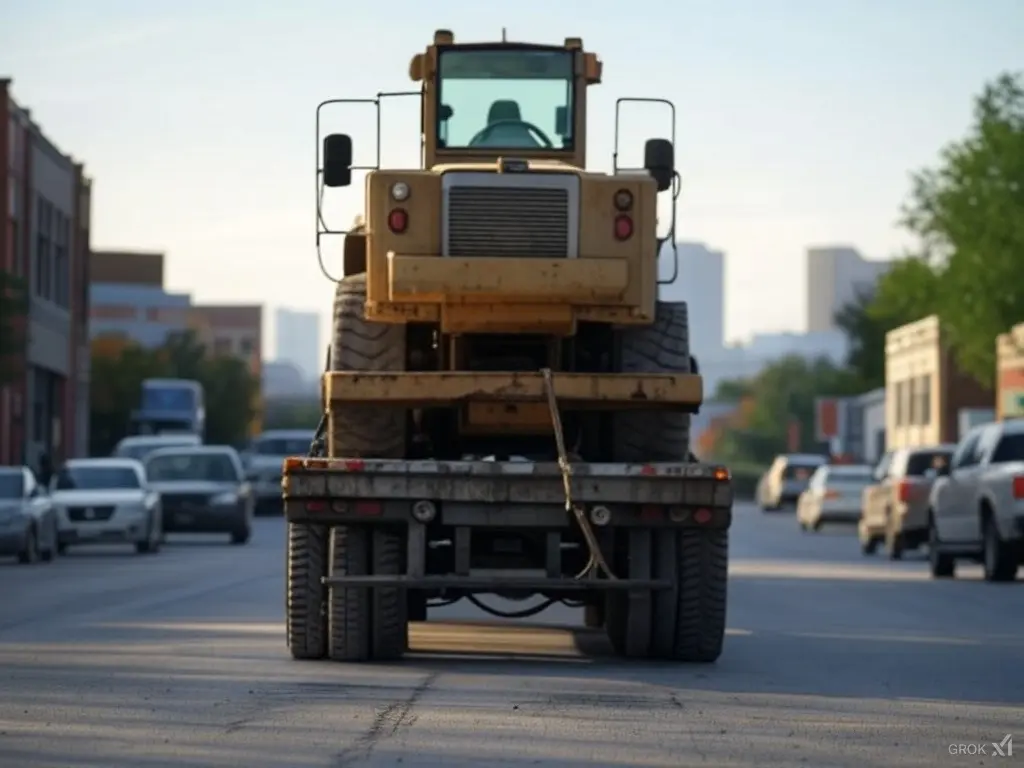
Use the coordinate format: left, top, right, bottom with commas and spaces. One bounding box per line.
50, 458, 163, 555
797, 464, 874, 531
757, 453, 828, 511
928, 419, 1024, 582
0, 466, 58, 563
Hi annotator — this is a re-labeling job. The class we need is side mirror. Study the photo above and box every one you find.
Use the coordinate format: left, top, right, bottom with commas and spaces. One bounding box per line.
438, 103, 453, 121
323, 134, 353, 188
643, 138, 674, 193
554, 106, 568, 136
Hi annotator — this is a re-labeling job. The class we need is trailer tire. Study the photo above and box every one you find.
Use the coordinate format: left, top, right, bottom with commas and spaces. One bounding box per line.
328, 273, 406, 459
370, 529, 408, 660
287, 522, 329, 660
327, 526, 409, 661
670, 529, 729, 662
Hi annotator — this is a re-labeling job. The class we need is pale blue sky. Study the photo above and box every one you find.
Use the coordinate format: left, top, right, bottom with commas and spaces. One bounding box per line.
2, 0, 1022, 353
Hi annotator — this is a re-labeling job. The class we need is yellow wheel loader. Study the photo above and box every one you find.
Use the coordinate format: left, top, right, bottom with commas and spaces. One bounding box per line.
283, 30, 733, 663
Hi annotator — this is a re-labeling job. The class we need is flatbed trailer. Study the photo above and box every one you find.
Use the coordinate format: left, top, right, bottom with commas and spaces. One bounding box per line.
283, 368, 733, 664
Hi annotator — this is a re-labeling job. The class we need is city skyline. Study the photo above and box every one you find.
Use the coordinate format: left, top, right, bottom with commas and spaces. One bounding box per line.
3, 2, 1019, 343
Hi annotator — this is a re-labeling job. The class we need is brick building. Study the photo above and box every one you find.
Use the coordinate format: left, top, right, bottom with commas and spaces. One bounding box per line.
1, 79, 92, 466
885, 315, 992, 449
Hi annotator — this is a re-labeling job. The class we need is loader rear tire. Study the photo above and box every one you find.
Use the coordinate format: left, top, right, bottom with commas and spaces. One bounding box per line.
287, 522, 329, 660
328, 273, 406, 459
325, 275, 409, 661
606, 301, 726, 661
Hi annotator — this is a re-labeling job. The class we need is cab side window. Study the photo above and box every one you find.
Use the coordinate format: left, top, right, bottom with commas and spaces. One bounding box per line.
950, 430, 983, 470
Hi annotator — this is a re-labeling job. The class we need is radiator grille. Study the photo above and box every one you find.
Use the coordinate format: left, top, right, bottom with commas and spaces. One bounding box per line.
446, 186, 570, 258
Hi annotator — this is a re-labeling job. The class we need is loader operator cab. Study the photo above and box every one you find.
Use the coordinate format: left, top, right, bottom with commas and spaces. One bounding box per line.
435, 46, 575, 151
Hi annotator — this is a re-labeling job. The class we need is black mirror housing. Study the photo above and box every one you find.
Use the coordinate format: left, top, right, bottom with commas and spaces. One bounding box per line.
323, 133, 353, 188
644, 138, 674, 192
554, 106, 568, 136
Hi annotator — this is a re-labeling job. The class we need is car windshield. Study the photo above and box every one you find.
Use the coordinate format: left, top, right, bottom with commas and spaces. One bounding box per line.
147, 453, 238, 483
115, 440, 195, 461
436, 48, 575, 151
55, 465, 140, 490
783, 461, 823, 481
0, 471, 23, 498
906, 451, 952, 476
142, 386, 195, 411
254, 437, 312, 456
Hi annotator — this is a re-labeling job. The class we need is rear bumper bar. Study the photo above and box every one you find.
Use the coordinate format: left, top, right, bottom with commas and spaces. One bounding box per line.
323, 574, 672, 590
284, 459, 732, 507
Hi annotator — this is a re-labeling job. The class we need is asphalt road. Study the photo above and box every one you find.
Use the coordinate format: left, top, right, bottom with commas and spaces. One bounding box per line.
1, 503, 1022, 768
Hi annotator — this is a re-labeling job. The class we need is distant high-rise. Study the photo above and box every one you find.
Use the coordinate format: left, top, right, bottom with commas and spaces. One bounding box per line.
806, 246, 892, 332
274, 308, 321, 381
661, 242, 725, 361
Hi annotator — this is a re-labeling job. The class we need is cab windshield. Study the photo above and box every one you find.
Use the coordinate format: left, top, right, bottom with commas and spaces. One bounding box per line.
436, 48, 575, 151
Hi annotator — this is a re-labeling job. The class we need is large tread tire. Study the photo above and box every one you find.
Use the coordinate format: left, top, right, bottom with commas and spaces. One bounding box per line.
328, 526, 371, 661
607, 301, 727, 661
287, 522, 329, 660
370, 529, 408, 660
672, 529, 729, 662
328, 274, 406, 459
327, 526, 410, 661
612, 301, 692, 462
325, 274, 409, 661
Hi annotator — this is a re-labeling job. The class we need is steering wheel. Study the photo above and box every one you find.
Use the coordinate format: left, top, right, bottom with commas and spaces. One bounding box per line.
468, 119, 554, 148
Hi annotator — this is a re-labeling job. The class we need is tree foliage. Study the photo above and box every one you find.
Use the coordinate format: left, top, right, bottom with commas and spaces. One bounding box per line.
834, 257, 943, 389
89, 330, 259, 455
837, 71, 1024, 388
709, 355, 859, 467
0, 271, 27, 385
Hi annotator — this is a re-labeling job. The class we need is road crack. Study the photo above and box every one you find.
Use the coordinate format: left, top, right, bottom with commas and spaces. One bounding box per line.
334, 671, 437, 767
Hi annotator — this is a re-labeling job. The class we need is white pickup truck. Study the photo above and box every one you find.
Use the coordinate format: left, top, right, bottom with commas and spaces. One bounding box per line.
928, 419, 1024, 582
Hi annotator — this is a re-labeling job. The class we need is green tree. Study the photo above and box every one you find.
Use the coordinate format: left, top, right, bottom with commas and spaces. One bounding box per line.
263, 399, 322, 430
713, 355, 860, 466
202, 355, 259, 445
712, 377, 753, 402
89, 331, 260, 453
90, 341, 169, 455
0, 271, 27, 385
900, 71, 1024, 386
834, 256, 942, 390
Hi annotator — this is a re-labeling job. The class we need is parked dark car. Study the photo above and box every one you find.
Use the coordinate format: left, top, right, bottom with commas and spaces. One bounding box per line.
143, 446, 253, 545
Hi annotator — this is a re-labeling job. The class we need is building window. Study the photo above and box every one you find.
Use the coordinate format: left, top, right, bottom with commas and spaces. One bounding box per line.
239, 338, 254, 356
894, 381, 905, 426
34, 196, 53, 301
918, 374, 932, 426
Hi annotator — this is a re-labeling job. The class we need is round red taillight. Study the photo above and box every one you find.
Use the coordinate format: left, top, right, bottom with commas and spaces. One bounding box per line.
614, 214, 633, 240
388, 208, 408, 233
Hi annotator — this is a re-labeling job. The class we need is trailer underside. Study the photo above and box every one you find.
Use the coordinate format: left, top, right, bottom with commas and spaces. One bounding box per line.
283, 273, 732, 664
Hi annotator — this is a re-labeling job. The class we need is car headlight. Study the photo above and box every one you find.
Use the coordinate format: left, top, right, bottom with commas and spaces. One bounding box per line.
211, 492, 239, 506
116, 503, 147, 515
